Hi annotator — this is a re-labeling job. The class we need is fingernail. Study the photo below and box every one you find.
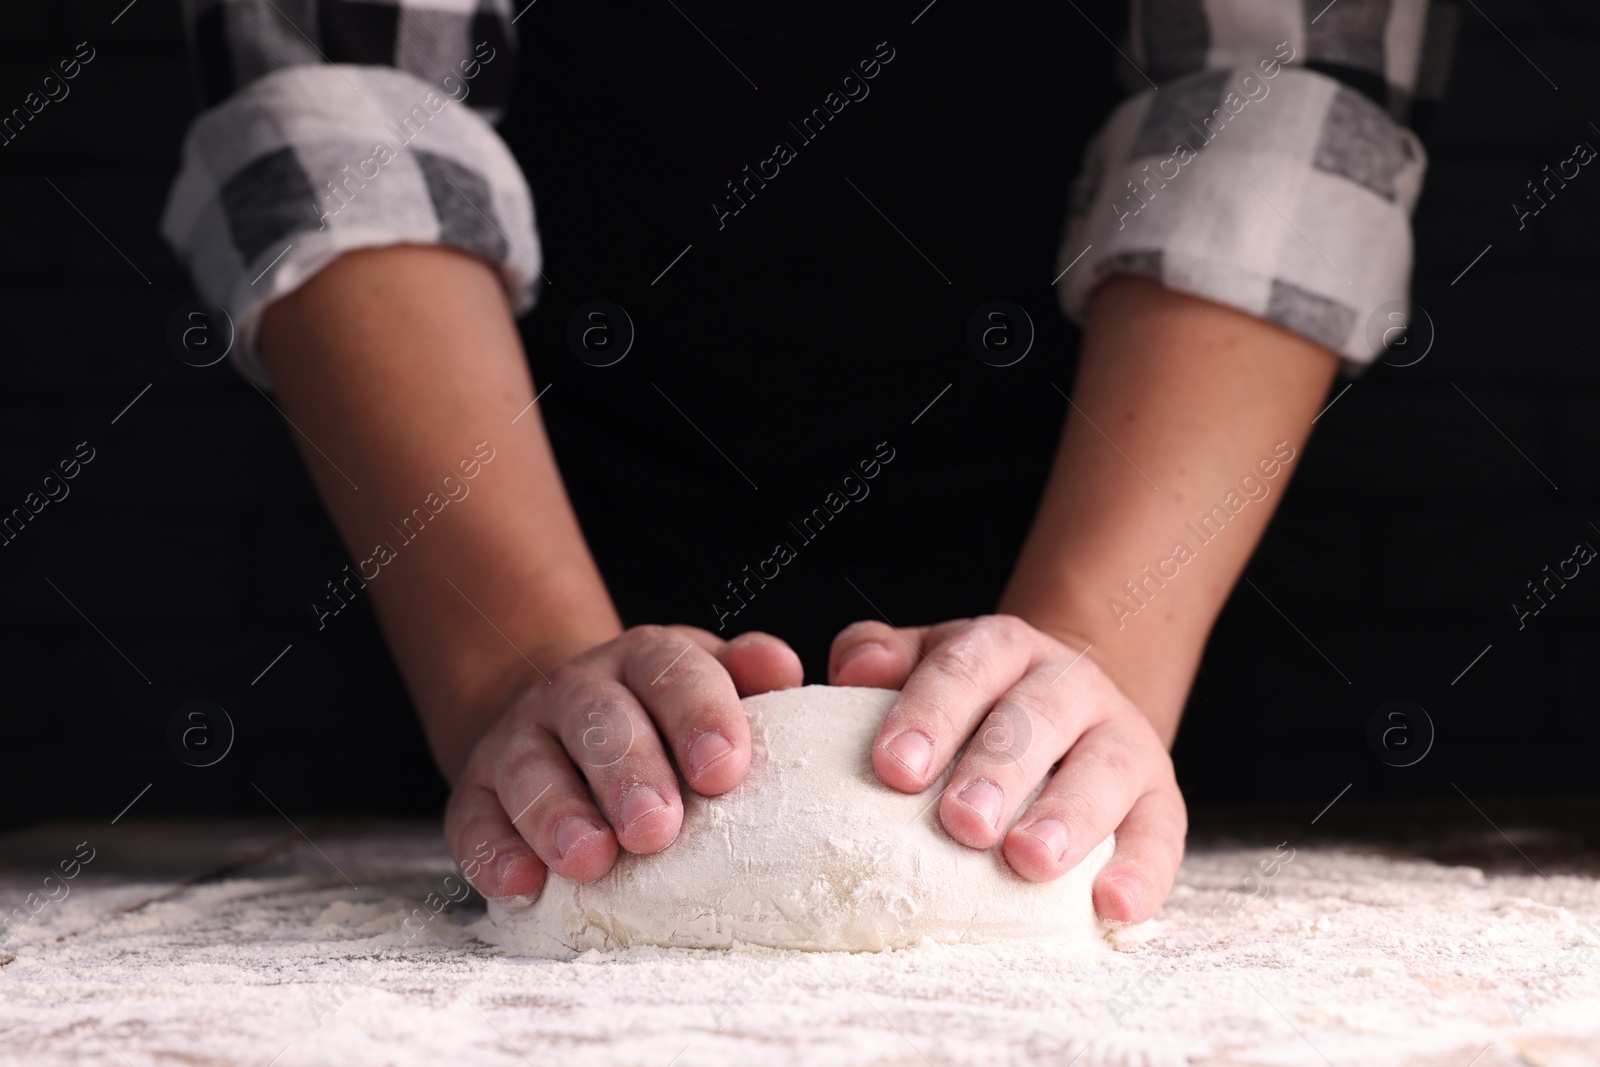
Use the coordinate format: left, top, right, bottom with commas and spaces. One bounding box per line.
838, 640, 887, 671
687, 731, 734, 781
620, 784, 669, 830
1020, 819, 1069, 862
494, 849, 532, 890
885, 731, 934, 778
956, 780, 1004, 829
1104, 874, 1145, 916
554, 816, 605, 858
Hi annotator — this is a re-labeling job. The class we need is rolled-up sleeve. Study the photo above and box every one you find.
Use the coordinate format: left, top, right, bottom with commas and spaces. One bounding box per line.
1059, 0, 1456, 366
160, 0, 537, 387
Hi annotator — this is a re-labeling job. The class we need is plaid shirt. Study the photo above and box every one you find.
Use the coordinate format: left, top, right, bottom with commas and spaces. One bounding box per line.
1063, 0, 1456, 364
160, 0, 1455, 385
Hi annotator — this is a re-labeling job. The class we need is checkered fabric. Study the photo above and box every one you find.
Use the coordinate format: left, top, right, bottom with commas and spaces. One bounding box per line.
181, 0, 518, 117
1062, 0, 1457, 366
161, 0, 531, 386
161, 1, 1457, 384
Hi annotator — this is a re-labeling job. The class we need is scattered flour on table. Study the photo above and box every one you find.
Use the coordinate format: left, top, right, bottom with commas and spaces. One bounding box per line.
4, 824, 1600, 1063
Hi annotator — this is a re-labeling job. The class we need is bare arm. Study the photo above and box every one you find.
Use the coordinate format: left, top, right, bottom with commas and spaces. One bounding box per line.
258, 243, 622, 779
257, 244, 800, 901
999, 274, 1339, 742
833, 275, 1338, 923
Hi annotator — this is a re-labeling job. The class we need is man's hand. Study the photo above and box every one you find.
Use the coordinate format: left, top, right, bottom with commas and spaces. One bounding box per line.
445, 626, 801, 903
829, 614, 1185, 925
256, 245, 809, 903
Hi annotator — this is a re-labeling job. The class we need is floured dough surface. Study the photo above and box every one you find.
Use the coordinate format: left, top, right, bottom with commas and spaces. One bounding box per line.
480, 685, 1115, 957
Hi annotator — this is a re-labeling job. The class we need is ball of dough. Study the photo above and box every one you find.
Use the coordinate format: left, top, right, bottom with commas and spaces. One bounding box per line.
479, 685, 1115, 957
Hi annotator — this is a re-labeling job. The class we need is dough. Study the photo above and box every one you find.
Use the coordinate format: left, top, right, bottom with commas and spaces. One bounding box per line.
479, 685, 1115, 957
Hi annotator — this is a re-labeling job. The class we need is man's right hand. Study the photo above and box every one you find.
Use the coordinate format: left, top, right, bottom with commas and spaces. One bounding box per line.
443, 625, 801, 902
255, 246, 802, 902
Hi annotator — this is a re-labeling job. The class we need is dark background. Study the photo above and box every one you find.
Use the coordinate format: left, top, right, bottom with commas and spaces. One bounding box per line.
1, 0, 1595, 833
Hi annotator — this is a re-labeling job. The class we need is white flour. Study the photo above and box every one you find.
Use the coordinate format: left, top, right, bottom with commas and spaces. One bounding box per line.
480, 685, 1113, 957
2, 821, 1598, 1065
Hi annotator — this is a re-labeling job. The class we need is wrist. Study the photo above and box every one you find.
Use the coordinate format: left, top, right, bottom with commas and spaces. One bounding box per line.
1003, 593, 1203, 748
422, 613, 621, 783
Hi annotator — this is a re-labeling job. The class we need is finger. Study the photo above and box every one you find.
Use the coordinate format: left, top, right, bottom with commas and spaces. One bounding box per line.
553, 677, 684, 855
828, 620, 928, 687
1091, 788, 1186, 924
715, 630, 804, 696
492, 723, 620, 884
620, 627, 752, 795
443, 779, 547, 904
872, 615, 1035, 792
935, 665, 1094, 849
1003, 721, 1160, 881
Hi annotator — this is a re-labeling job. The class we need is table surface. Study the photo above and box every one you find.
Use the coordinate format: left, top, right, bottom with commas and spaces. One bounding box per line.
2, 803, 1599, 1067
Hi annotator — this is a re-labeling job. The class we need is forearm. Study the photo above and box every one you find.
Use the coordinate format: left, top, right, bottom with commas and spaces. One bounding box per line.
999, 276, 1339, 744
257, 244, 621, 780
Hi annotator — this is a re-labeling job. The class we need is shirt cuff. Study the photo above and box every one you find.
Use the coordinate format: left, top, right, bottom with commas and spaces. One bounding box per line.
160, 63, 540, 388
1058, 66, 1427, 367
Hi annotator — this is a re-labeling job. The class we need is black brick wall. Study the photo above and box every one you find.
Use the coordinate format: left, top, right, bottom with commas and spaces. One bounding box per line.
1, 1, 1594, 830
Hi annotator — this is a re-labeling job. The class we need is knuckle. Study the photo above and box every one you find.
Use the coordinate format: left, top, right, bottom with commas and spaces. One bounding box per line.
834, 619, 893, 650
1000, 687, 1054, 730
656, 649, 721, 690
564, 689, 614, 731
492, 755, 556, 812
928, 617, 972, 642
1082, 736, 1141, 783
931, 634, 987, 687
564, 692, 637, 769
979, 613, 1032, 648
1048, 787, 1101, 829
546, 660, 589, 695
932, 615, 1030, 685
626, 624, 675, 657
492, 744, 546, 796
